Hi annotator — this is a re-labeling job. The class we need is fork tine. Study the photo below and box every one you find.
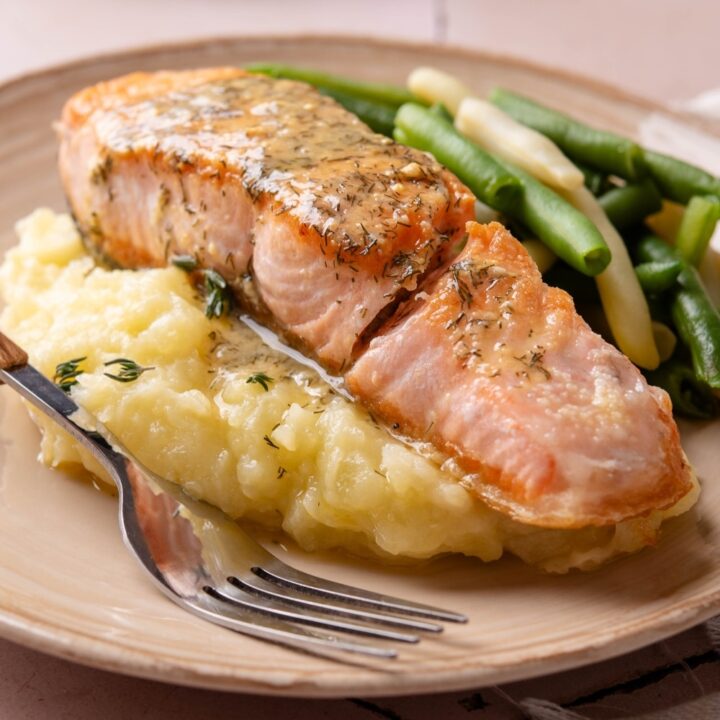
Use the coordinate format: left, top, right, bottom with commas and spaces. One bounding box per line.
205, 585, 420, 643
185, 593, 398, 659
253, 561, 468, 623
229, 575, 443, 633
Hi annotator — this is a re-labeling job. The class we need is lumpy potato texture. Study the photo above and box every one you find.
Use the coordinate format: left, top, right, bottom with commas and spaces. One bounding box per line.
0, 209, 698, 571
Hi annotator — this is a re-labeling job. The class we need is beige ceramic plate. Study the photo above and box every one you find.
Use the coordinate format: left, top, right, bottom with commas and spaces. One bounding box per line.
0, 36, 719, 699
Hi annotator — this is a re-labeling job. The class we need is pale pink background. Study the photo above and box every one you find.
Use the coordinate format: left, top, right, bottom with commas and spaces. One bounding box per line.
3, 0, 720, 102
1, 1, 719, 718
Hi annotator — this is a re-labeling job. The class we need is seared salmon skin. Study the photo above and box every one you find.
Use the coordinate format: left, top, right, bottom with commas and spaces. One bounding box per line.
58, 68, 693, 528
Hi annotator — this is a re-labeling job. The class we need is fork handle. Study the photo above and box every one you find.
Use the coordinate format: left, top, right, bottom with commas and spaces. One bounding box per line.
0, 332, 28, 375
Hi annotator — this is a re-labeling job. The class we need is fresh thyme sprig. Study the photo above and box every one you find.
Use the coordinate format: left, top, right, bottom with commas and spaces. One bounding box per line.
246, 371, 274, 392
203, 269, 232, 318
104, 358, 155, 383
53, 357, 87, 393
169, 256, 232, 319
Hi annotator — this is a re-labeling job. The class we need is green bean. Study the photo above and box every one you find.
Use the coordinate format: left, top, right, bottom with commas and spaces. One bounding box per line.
393, 103, 521, 211
500, 163, 610, 275
674, 195, 720, 266
490, 88, 645, 180
429, 102, 454, 122
645, 359, 718, 419
599, 180, 662, 231
393, 127, 410, 145
246, 63, 416, 107
636, 235, 720, 388
395, 103, 610, 276
642, 150, 720, 205
577, 163, 611, 196
634, 260, 683, 294
317, 87, 396, 136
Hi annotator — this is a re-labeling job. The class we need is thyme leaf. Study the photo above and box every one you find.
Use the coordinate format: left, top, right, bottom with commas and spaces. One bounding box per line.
203, 269, 231, 318
104, 358, 155, 383
53, 357, 86, 393
246, 371, 274, 392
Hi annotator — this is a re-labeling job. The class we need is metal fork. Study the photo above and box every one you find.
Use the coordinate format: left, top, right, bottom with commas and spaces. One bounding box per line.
0, 332, 466, 659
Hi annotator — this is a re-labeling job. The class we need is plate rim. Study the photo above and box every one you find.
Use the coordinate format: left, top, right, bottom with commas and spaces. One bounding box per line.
0, 33, 719, 698
2, 32, 719, 139
1, 579, 718, 698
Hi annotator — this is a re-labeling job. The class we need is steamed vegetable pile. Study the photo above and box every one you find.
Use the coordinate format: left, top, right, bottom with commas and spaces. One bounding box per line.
248, 63, 720, 419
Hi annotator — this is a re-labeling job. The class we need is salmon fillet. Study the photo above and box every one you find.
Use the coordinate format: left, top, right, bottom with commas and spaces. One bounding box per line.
346, 222, 691, 527
58, 68, 473, 372
57, 68, 693, 529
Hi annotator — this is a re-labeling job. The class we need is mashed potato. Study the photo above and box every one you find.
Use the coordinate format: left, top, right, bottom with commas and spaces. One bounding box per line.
0, 209, 698, 571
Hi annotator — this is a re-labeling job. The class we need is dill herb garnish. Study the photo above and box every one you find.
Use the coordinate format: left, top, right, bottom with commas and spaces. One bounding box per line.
246, 372, 273, 391
450, 263, 473, 306
53, 357, 86, 393
104, 358, 155, 383
90, 155, 113, 186
527, 349, 551, 380
277, 466, 287, 479
171, 254, 198, 272
263, 434, 279, 449
512, 347, 551, 381
203, 269, 231, 318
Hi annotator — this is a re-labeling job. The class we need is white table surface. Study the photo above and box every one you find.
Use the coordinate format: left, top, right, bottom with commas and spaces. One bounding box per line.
1, 1, 719, 718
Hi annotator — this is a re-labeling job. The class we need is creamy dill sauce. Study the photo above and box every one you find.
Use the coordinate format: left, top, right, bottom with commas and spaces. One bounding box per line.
96, 73, 454, 270
228, 313, 453, 470
235, 314, 350, 400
